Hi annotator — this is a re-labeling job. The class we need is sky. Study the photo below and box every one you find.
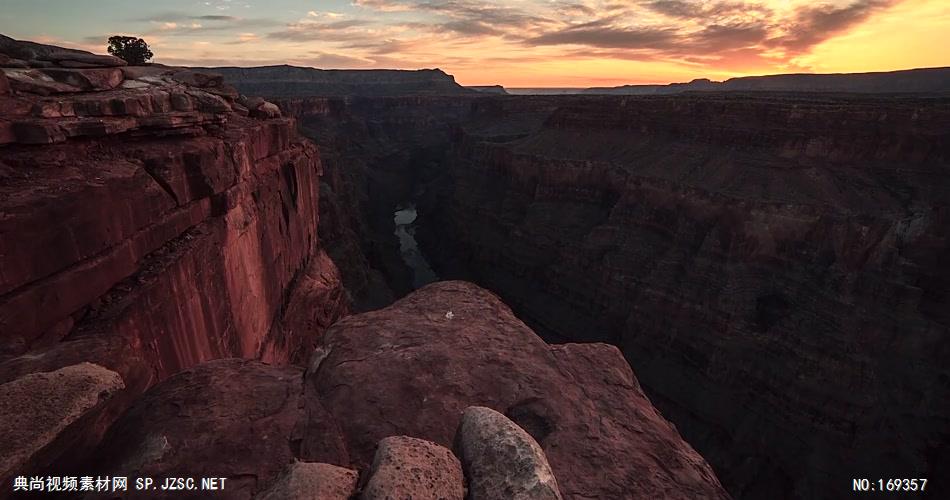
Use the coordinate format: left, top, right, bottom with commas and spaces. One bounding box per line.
1, 0, 948, 87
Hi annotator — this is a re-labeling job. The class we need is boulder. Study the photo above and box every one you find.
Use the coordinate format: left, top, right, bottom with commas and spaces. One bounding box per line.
3, 68, 81, 95
120, 79, 151, 90
40, 68, 124, 91
205, 83, 240, 99
241, 96, 265, 110
0, 363, 124, 484
0, 34, 38, 60
361, 436, 464, 500
40, 50, 127, 68
251, 101, 281, 119
171, 69, 224, 88
186, 89, 231, 113
120, 65, 169, 81
0, 70, 9, 95
456, 406, 562, 500
0, 55, 30, 68
256, 461, 358, 500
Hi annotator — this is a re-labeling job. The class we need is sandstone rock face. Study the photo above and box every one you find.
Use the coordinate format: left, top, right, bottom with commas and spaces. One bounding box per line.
361, 436, 464, 500
416, 94, 950, 498
307, 281, 728, 499
256, 462, 358, 500
0, 38, 348, 490
92, 359, 343, 500
0, 363, 123, 482
457, 406, 561, 500
0, 40, 348, 371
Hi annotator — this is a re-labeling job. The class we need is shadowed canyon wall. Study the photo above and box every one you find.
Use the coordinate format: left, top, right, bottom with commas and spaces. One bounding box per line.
280, 93, 950, 499
276, 96, 477, 310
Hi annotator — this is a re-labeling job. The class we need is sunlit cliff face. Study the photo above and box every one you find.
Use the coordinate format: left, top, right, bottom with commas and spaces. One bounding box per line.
2, 0, 947, 86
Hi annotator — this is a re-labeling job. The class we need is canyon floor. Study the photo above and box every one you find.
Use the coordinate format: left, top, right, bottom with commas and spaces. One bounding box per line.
1, 36, 949, 500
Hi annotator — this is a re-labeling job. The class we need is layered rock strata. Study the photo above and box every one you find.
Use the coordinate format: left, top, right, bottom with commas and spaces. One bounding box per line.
418, 94, 950, 498
0, 38, 348, 491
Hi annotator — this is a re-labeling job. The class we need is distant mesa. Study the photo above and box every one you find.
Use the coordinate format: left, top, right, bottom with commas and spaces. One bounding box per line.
583, 67, 950, 95
200, 65, 478, 97
467, 85, 509, 95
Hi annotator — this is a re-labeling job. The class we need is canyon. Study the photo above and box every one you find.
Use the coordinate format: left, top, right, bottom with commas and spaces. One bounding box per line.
1, 36, 948, 499
1, 37, 729, 500
249, 70, 949, 498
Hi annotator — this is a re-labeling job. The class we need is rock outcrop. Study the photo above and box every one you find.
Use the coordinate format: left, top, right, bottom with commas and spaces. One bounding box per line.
0, 37, 348, 491
457, 406, 562, 500
361, 436, 464, 500
76, 282, 728, 499
307, 281, 728, 499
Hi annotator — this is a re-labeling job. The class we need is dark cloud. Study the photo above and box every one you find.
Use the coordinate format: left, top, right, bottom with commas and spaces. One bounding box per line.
439, 20, 504, 36
266, 19, 374, 42
135, 11, 278, 31
644, 0, 771, 19
687, 22, 770, 51
342, 38, 420, 55
238, 0, 902, 73
771, 0, 894, 53
527, 24, 678, 49
194, 15, 239, 21
357, 0, 551, 30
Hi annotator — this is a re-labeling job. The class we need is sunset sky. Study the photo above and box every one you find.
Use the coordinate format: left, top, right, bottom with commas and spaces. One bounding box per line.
1, 0, 947, 87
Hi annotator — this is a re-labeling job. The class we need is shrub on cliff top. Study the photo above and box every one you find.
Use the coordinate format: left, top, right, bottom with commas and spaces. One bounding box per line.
107, 36, 153, 65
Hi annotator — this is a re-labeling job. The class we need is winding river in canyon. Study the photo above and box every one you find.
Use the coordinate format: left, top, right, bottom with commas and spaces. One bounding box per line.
394, 203, 439, 289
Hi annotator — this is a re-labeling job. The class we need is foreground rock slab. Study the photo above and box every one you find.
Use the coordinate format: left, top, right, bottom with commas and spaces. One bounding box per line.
307, 281, 729, 499
91, 359, 348, 499
256, 461, 358, 500
457, 406, 562, 500
0, 363, 123, 483
361, 436, 464, 500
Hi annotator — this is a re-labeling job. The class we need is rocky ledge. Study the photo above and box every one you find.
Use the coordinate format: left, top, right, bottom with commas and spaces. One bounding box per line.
86, 281, 728, 499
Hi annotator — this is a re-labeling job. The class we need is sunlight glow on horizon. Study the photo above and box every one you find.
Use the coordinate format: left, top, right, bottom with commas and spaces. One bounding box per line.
1, 0, 947, 87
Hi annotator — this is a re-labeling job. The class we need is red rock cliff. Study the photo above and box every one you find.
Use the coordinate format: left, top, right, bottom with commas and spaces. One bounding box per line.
0, 41, 348, 487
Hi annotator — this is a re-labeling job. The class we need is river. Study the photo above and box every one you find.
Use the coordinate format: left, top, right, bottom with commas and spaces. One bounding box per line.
394, 203, 439, 289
